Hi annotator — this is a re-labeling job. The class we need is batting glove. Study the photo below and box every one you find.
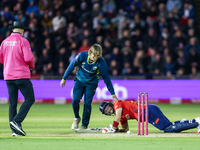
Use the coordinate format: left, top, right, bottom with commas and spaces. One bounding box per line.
102, 127, 116, 133
109, 124, 119, 132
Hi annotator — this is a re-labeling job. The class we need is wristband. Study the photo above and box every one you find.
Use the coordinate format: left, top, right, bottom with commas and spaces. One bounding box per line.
113, 121, 119, 128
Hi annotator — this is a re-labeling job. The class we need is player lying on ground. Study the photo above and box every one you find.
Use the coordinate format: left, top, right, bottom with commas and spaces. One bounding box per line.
99, 100, 200, 133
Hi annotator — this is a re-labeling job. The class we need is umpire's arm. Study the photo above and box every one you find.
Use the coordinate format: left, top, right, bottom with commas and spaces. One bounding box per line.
0, 42, 4, 64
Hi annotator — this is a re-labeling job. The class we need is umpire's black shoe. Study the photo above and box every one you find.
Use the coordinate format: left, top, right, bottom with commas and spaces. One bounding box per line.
10, 120, 26, 136
11, 131, 21, 137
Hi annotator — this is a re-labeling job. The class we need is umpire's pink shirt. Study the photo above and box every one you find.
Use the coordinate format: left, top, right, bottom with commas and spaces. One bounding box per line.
0, 33, 35, 80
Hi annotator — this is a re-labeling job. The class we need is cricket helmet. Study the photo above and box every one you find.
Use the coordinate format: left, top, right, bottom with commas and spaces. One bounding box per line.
99, 101, 114, 116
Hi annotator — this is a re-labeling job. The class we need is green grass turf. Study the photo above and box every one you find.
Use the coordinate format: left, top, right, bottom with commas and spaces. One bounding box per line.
0, 103, 199, 150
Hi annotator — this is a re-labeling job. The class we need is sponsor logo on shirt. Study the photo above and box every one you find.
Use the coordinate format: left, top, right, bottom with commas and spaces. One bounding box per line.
125, 114, 130, 119
82, 65, 95, 73
6, 41, 17, 46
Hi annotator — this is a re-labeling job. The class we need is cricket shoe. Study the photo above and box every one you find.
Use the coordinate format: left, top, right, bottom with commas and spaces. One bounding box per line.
81, 126, 87, 129
198, 125, 200, 133
71, 117, 81, 130
195, 117, 200, 124
11, 132, 21, 137
10, 120, 26, 136
195, 117, 200, 133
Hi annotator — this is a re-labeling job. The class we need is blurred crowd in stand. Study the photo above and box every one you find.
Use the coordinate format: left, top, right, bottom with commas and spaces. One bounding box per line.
0, 0, 199, 79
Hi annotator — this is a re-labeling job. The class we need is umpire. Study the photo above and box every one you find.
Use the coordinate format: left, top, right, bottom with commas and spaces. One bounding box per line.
0, 21, 35, 136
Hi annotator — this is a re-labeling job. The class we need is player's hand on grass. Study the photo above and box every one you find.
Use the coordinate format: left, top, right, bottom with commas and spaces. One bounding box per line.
112, 94, 119, 101
60, 79, 66, 88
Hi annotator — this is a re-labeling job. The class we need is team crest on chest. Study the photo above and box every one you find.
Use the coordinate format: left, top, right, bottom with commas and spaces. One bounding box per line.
93, 66, 97, 70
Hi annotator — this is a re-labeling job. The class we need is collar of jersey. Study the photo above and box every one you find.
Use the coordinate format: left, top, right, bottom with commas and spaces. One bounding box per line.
87, 56, 96, 64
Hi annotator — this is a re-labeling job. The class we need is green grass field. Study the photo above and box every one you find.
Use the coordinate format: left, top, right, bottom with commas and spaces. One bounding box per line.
0, 103, 200, 150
